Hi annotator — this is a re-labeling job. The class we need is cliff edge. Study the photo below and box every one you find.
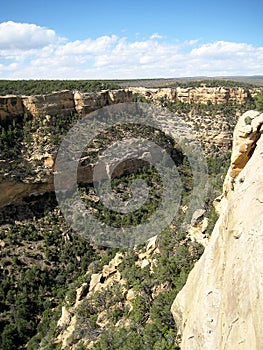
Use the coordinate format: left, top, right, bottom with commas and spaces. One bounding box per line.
171, 110, 263, 349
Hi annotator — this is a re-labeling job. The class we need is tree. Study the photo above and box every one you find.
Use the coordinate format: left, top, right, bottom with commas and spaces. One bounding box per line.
255, 90, 263, 111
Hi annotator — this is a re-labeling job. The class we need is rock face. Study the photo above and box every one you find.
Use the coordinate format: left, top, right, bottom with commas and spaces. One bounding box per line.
73, 89, 133, 116
224, 110, 263, 191
0, 89, 134, 119
0, 179, 54, 208
129, 86, 258, 105
23, 90, 75, 117
0, 86, 258, 121
171, 110, 263, 350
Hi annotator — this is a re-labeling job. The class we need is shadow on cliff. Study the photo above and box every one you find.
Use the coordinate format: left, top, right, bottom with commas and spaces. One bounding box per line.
0, 191, 58, 225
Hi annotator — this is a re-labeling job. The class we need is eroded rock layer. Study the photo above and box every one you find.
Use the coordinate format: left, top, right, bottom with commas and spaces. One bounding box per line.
0, 86, 258, 120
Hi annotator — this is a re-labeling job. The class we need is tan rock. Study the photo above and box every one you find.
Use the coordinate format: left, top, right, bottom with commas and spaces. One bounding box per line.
223, 111, 263, 199
43, 156, 54, 169
129, 86, 258, 105
73, 89, 133, 116
126, 289, 138, 311
56, 314, 77, 349
22, 90, 75, 117
89, 273, 102, 292
171, 112, 263, 350
102, 252, 123, 277
57, 306, 71, 328
74, 283, 89, 307
108, 89, 133, 104
146, 235, 158, 251
140, 259, 150, 269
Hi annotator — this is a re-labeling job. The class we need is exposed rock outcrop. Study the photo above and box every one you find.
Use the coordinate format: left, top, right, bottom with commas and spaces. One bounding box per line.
22, 90, 75, 117
0, 178, 54, 208
0, 89, 134, 119
129, 86, 258, 105
171, 110, 263, 350
73, 89, 133, 116
0, 86, 258, 121
54, 241, 159, 349
215, 110, 263, 214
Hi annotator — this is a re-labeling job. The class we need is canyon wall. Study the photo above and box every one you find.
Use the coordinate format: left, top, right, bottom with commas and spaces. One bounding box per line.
130, 86, 258, 105
0, 87, 259, 208
0, 86, 258, 121
0, 89, 134, 121
171, 110, 263, 350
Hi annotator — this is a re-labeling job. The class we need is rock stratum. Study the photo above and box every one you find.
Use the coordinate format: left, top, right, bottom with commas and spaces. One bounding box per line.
0, 86, 258, 121
171, 110, 263, 350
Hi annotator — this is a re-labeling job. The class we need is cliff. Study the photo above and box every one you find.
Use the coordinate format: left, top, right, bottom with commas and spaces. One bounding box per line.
129, 86, 259, 105
171, 110, 263, 350
0, 86, 258, 121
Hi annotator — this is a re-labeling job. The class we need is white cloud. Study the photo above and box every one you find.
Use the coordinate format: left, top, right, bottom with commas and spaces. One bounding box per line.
150, 33, 163, 40
56, 35, 118, 55
0, 21, 263, 79
0, 21, 61, 50
191, 41, 255, 58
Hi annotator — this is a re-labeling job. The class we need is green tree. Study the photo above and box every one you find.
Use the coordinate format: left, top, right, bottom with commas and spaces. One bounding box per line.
255, 90, 263, 111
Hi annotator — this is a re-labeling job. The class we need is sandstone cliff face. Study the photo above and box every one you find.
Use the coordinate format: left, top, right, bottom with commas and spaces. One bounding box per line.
171, 110, 263, 350
22, 90, 75, 117
0, 89, 134, 119
0, 178, 54, 207
129, 86, 258, 105
0, 86, 258, 121
73, 89, 133, 116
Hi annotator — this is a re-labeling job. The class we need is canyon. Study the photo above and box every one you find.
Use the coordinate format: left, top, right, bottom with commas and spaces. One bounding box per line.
1, 84, 262, 349
0, 86, 256, 208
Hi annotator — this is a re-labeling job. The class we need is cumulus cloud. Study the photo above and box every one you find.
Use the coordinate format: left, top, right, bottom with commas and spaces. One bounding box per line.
0, 21, 60, 50
0, 21, 262, 79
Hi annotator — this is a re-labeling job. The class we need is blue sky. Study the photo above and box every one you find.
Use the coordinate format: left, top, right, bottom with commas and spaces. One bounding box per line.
0, 0, 263, 79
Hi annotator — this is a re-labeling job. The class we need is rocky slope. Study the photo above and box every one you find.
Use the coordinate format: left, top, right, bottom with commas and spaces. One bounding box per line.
171, 110, 263, 350
32, 111, 263, 350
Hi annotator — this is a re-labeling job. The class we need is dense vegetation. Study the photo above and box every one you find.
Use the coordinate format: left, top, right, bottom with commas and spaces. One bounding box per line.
0, 195, 98, 350
0, 80, 120, 95
255, 89, 263, 111
118, 78, 262, 89
167, 79, 260, 89
0, 78, 261, 96
0, 142, 229, 350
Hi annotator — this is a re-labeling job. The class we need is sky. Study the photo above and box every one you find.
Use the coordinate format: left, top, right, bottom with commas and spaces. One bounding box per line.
0, 0, 263, 79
